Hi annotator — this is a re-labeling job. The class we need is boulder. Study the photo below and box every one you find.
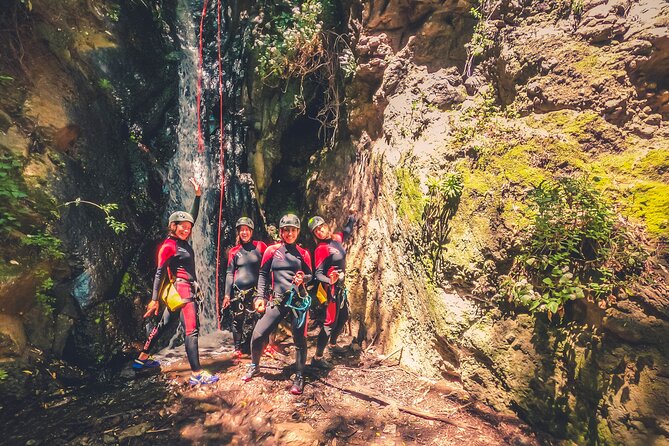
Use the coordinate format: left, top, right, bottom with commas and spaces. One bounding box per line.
274, 422, 322, 446
0, 270, 39, 315
0, 314, 27, 357
420, 68, 467, 109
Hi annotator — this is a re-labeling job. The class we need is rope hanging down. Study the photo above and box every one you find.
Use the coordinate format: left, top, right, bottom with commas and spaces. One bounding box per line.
197, 0, 227, 330
214, 0, 226, 330
196, 0, 209, 154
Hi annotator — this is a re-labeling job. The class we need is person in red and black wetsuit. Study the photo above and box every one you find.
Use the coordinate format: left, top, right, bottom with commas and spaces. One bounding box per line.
241, 214, 313, 395
133, 178, 219, 386
308, 209, 356, 368
222, 217, 267, 357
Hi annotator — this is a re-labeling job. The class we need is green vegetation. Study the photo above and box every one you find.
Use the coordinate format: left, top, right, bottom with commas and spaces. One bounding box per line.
106, 3, 120, 22
22, 232, 65, 260
464, 4, 496, 76
34, 269, 56, 315
252, 0, 327, 82
60, 199, 128, 233
467, 7, 494, 59
0, 369, 7, 381
570, 0, 584, 29
422, 173, 464, 275
0, 153, 29, 235
395, 166, 425, 225
501, 177, 645, 318
251, 0, 350, 148
97, 78, 112, 90
629, 181, 669, 236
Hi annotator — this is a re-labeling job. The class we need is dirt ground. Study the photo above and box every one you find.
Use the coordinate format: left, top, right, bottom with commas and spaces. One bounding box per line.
1, 328, 541, 446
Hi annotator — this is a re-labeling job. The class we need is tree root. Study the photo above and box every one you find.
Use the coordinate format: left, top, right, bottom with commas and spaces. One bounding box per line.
316, 378, 475, 430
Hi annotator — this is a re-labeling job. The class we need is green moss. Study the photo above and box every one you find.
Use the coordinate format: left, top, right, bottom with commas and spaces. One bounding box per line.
637, 148, 669, 179
493, 144, 547, 185
501, 199, 532, 229
395, 167, 425, 224
596, 418, 618, 446
532, 110, 603, 139
573, 55, 599, 74
594, 145, 669, 238
629, 181, 669, 237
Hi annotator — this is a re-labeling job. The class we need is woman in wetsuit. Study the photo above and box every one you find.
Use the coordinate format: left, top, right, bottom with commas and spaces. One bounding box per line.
308, 209, 356, 368
222, 217, 267, 357
241, 214, 313, 395
133, 178, 219, 386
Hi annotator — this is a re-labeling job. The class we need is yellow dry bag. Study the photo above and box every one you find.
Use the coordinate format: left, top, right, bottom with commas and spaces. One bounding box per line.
316, 283, 328, 305
160, 279, 185, 312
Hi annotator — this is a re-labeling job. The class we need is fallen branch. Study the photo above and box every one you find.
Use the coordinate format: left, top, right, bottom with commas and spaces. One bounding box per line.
317, 378, 473, 430
365, 332, 380, 353
146, 428, 172, 434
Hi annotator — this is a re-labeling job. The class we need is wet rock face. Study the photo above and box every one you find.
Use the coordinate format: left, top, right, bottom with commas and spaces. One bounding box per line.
0, 0, 179, 366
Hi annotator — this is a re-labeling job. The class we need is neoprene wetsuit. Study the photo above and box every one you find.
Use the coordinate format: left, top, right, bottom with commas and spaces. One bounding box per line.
224, 240, 267, 351
142, 196, 201, 371
250, 242, 313, 374
312, 215, 355, 356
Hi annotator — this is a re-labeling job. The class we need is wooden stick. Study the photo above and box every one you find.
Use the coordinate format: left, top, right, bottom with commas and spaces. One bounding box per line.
365, 332, 380, 353
317, 379, 472, 429
146, 428, 172, 434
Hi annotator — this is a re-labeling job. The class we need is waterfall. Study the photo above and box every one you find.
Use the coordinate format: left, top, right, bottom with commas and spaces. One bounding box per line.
166, 0, 219, 334
164, 0, 257, 342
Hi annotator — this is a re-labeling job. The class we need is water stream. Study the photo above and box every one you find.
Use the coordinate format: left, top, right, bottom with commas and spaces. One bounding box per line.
165, 0, 256, 342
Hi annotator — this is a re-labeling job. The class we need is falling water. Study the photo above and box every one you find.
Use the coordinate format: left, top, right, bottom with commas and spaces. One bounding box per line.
164, 0, 257, 343
166, 0, 219, 334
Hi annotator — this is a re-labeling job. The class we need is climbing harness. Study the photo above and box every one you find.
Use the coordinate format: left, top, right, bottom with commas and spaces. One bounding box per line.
336, 286, 349, 310
231, 286, 257, 316
283, 285, 312, 330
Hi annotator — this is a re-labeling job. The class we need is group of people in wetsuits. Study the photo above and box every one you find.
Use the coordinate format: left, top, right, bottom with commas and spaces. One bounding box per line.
132, 178, 356, 395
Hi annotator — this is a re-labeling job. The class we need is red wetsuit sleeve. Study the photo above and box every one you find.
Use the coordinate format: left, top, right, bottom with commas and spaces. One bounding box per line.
255, 244, 278, 302
224, 245, 241, 297
151, 239, 177, 301
314, 244, 331, 284
298, 245, 313, 283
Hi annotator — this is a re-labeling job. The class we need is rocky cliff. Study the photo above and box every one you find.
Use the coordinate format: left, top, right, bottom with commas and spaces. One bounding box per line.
1, 0, 668, 443
0, 0, 180, 389
303, 0, 669, 444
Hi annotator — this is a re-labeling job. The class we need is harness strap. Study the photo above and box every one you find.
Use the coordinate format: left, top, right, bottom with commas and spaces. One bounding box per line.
284, 286, 312, 329
231, 285, 256, 302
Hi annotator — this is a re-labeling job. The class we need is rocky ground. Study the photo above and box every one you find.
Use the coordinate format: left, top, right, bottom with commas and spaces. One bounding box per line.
1, 329, 540, 446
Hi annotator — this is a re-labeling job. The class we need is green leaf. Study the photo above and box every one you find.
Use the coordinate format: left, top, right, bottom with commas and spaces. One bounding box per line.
546, 301, 559, 314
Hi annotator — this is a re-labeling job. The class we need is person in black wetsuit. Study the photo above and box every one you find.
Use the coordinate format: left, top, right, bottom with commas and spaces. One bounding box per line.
241, 214, 313, 395
133, 178, 219, 386
308, 209, 356, 368
222, 217, 267, 358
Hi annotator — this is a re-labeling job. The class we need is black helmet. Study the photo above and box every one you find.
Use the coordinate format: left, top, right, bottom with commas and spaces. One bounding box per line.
168, 211, 194, 225
308, 216, 325, 232
236, 217, 254, 229
279, 214, 300, 229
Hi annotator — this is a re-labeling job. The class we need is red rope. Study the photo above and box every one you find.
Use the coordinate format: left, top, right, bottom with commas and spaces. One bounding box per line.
196, 0, 209, 154
197, 0, 226, 328
214, 0, 226, 330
